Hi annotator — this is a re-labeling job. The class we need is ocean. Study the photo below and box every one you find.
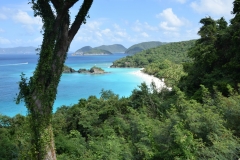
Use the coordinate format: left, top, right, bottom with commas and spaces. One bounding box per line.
0, 53, 142, 117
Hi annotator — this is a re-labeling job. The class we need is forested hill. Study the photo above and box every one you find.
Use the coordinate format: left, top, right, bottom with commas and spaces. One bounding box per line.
74, 44, 126, 55
125, 41, 165, 54
73, 48, 112, 55
94, 44, 126, 53
111, 40, 195, 68
75, 46, 92, 52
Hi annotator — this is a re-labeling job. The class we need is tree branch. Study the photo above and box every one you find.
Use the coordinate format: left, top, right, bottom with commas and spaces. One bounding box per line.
34, 0, 55, 23
51, 0, 78, 36
68, 0, 94, 43
50, 0, 63, 13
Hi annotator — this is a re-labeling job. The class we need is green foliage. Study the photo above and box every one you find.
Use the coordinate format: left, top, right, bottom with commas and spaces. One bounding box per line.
179, 15, 240, 98
125, 41, 165, 54
94, 44, 126, 53
112, 40, 195, 68
82, 48, 112, 54
90, 66, 104, 72
50, 85, 240, 159
75, 44, 126, 54
0, 114, 33, 159
144, 60, 187, 87
2, 85, 240, 159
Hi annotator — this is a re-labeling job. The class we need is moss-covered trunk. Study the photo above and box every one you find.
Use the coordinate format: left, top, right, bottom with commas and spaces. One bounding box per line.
16, 0, 93, 159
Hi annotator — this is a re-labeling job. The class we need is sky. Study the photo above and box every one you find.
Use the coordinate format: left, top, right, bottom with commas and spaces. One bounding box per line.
0, 0, 234, 52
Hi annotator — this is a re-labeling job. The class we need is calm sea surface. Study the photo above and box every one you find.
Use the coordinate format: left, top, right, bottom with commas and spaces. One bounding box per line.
0, 53, 142, 117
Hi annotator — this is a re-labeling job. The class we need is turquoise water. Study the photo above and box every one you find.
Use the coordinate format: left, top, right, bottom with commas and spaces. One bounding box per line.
0, 54, 142, 117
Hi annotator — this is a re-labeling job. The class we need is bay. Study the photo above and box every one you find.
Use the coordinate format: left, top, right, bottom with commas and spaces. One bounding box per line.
0, 53, 142, 117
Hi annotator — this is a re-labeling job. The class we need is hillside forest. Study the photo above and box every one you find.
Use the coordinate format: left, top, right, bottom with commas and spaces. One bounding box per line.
1, 1, 240, 159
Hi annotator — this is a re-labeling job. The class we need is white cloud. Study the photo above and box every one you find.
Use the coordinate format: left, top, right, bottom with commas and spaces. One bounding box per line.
13, 10, 42, 25
11, 10, 43, 34
33, 37, 42, 43
85, 21, 102, 30
141, 32, 149, 38
116, 31, 127, 37
0, 37, 11, 44
0, 13, 7, 20
132, 20, 158, 32
176, 0, 187, 4
0, 28, 4, 32
74, 20, 130, 47
157, 8, 184, 32
132, 26, 142, 32
112, 24, 128, 38
157, 8, 183, 27
101, 28, 111, 36
144, 22, 158, 31
131, 20, 142, 32
95, 31, 102, 37
191, 0, 233, 17
159, 22, 178, 31
113, 24, 121, 30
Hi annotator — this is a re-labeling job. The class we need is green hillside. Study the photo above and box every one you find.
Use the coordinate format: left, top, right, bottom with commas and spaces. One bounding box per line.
73, 47, 112, 55
125, 41, 165, 54
75, 46, 92, 53
83, 48, 112, 55
94, 44, 126, 53
112, 40, 195, 68
73, 44, 126, 55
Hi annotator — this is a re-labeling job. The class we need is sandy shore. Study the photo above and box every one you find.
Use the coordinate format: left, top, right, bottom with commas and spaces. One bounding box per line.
130, 69, 170, 92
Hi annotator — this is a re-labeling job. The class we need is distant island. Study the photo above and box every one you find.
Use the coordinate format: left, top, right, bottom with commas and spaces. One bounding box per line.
125, 41, 166, 54
72, 44, 126, 56
63, 65, 108, 74
0, 46, 36, 54
72, 42, 167, 56
94, 44, 126, 53
0, 42, 166, 55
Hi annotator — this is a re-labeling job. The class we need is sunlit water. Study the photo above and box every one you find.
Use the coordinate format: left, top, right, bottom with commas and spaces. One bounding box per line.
0, 53, 142, 117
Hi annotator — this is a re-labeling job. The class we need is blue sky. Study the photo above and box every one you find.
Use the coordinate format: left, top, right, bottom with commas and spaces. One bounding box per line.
0, 0, 234, 51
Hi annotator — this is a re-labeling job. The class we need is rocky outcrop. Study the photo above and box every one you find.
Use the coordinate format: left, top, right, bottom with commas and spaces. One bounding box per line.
63, 65, 108, 74
89, 67, 105, 74
63, 65, 76, 73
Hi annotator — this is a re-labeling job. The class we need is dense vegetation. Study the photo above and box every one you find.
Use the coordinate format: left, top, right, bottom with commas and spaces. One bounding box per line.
1, 1, 240, 159
75, 46, 92, 52
125, 41, 165, 54
179, 16, 240, 98
74, 44, 126, 55
94, 44, 126, 53
74, 48, 112, 55
111, 40, 195, 87
112, 40, 195, 68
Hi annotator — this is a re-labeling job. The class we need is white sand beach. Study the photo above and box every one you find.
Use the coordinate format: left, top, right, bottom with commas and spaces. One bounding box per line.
130, 69, 170, 92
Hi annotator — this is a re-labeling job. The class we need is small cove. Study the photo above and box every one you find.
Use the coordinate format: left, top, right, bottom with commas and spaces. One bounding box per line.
0, 53, 142, 116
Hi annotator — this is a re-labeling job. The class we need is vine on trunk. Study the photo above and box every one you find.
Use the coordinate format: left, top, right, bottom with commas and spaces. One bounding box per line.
16, 0, 94, 159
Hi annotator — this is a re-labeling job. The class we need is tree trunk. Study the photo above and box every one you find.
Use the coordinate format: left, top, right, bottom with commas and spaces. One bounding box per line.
17, 0, 94, 159
44, 125, 56, 160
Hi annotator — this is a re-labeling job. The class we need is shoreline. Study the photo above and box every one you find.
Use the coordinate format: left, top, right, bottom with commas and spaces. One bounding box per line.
130, 69, 170, 92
